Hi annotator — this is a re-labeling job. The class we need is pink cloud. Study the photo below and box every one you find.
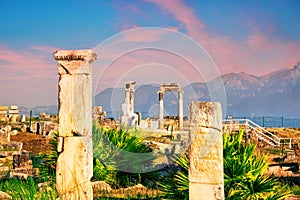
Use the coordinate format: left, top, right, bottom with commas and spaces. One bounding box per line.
0, 45, 57, 79
148, 0, 300, 75
93, 48, 205, 94
0, 45, 58, 107
120, 26, 168, 42
30, 45, 59, 53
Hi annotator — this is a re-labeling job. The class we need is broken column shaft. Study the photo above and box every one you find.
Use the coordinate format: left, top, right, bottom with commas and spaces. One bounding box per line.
54, 50, 97, 200
188, 102, 224, 200
158, 91, 164, 129
178, 90, 183, 130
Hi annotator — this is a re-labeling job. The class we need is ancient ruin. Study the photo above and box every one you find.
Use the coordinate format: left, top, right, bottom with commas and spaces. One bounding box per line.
158, 83, 183, 130
0, 123, 39, 180
188, 102, 224, 200
8, 106, 19, 123
92, 106, 106, 121
0, 106, 8, 122
54, 49, 97, 200
121, 81, 138, 126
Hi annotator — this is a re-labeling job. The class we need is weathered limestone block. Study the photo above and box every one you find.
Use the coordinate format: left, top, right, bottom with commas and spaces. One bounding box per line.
56, 137, 93, 199
0, 106, 8, 121
188, 102, 224, 200
54, 49, 97, 200
92, 181, 112, 192
0, 191, 12, 200
8, 130, 17, 136
58, 75, 92, 136
0, 132, 10, 144
54, 50, 97, 137
8, 141, 22, 151
54, 50, 97, 75
10, 168, 39, 179
0, 166, 9, 174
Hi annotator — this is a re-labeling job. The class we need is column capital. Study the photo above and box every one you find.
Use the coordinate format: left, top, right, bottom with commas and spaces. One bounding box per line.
54, 49, 98, 75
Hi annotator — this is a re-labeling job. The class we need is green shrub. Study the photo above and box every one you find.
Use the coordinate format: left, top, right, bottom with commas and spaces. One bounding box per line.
290, 184, 300, 195
92, 122, 154, 188
36, 132, 58, 182
160, 129, 292, 199
0, 177, 57, 200
224, 129, 292, 199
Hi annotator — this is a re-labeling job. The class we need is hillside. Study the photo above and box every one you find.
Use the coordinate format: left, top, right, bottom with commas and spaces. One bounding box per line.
95, 63, 300, 118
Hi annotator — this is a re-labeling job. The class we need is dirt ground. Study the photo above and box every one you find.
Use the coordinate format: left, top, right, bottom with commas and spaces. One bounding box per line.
10, 132, 52, 155
267, 128, 300, 138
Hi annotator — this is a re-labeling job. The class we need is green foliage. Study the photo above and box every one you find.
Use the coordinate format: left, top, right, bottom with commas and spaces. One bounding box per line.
92, 122, 154, 188
173, 155, 189, 192
159, 154, 189, 200
93, 158, 118, 186
0, 177, 57, 200
290, 184, 300, 195
160, 129, 293, 199
36, 132, 58, 182
224, 129, 292, 199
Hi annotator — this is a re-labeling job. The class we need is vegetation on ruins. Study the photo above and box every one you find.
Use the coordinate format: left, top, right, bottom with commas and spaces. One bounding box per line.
159, 153, 189, 199
223, 129, 292, 199
92, 122, 154, 188
160, 129, 293, 199
36, 132, 58, 181
0, 177, 57, 199
0, 124, 298, 199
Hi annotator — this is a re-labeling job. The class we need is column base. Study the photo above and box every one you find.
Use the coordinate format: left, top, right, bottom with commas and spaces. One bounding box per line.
189, 183, 224, 200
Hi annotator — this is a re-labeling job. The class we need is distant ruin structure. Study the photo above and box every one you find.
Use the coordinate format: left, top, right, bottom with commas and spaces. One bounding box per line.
92, 106, 106, 121
0, 106, 8, 121
121, 81, 138, 126
8, 105, 19, 123
158, 83, 183, 130
54, 49, 97, 200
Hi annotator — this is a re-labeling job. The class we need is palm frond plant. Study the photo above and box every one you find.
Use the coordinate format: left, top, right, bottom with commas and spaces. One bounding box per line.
92, 122, 155, 188
159, 153, 189, 200
0, 177, 57, 200
36, 132, 58, 182
224, 129, 292, 199
160, 129, 292, 199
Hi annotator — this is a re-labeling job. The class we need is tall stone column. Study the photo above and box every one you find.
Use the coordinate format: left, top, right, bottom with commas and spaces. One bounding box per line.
158, 91, 164, 129
125, 81, 135, 113
125, 89, 130, 104
129, 90, 134, 112
54, 50, 97, 200
188, 102, 224, 200
178, 90, 183, 130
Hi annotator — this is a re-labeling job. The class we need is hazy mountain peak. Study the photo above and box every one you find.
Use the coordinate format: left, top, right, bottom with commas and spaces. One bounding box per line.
20, 63, 300, 118
293, 62, 300, 70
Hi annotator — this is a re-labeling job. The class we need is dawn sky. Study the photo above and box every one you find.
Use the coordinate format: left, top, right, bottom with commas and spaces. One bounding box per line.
1, 0, 300, 107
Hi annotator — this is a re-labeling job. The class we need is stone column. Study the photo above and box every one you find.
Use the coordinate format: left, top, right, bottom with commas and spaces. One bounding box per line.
178, 90, 183, 130
158, 91, 164, 129
129, 90, 134, 113
188, 102, 224, 200
125, 81, 135, 113
54, 50, 97, 200
125, 89, 130, 104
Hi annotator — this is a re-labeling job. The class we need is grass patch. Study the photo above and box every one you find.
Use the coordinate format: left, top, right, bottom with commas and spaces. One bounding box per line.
0, 177, 57, 199
290, 184, 300, 195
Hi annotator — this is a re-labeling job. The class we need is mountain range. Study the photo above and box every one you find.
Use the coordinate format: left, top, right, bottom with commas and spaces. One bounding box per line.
19, 63, 300, 118
95, 63, 300, 118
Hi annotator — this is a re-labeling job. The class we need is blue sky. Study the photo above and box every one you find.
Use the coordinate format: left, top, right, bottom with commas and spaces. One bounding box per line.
0, 0, 300, 107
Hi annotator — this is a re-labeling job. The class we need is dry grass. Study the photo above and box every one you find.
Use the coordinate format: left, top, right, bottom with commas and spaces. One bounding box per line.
267, 128, 300, 138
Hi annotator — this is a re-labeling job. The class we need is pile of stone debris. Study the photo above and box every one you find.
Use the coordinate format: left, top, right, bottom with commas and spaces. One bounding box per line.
0, 125, 39, 180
